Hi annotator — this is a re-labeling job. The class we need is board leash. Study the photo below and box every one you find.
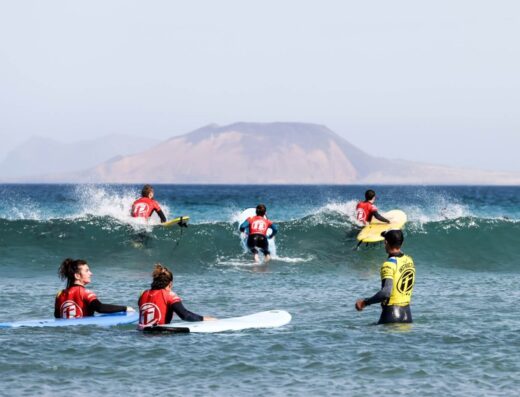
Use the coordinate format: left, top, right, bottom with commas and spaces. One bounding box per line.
171, 217, 188, 251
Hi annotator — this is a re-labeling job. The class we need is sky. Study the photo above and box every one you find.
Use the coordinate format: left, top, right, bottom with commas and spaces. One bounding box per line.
0, 0, 519, 172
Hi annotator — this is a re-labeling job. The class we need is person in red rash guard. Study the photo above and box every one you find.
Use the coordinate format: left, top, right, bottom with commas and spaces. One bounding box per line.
54, 258, 134, 319
239, 204, 278, 263
131, 184, 167, 223
138, 263, 216, 327
355, 189, 390, 226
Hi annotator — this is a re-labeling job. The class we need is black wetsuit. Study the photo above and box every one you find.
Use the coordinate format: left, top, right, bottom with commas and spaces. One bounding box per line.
166, 301, 203, 323
247, 234, 270, 255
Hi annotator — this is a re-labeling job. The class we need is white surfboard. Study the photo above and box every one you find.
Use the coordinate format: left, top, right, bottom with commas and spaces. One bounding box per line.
0, 311, 139, 329
238, 208, 276, 256
139, 310, 291, 334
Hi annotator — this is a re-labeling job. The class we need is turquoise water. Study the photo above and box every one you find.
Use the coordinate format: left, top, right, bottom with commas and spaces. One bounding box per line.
0, 184, 519, 396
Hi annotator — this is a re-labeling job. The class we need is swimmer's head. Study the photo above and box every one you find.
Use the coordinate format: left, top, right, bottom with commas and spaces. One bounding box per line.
381, 229, 403, 248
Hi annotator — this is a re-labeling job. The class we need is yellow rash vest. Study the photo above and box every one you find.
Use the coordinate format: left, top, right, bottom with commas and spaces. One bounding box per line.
380, 254, 415, 307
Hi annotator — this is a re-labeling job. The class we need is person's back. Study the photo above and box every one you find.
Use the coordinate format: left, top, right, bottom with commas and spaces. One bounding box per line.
355, 229, 415, 324
131, 184, 166, 223
383, 254, 415, 307
356, 189, 390, 225
247, 215, 273, 236
139, 288, 181, 326
138, 264, 215, 327
239, 204, 278, 263
55, 285, 96, 318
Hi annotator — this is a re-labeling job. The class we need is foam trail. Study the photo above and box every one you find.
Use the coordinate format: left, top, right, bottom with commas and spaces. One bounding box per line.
72, 185, 173, 230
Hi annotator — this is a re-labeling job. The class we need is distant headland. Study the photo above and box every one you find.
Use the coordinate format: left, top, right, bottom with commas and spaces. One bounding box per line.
2, 122, 519, 185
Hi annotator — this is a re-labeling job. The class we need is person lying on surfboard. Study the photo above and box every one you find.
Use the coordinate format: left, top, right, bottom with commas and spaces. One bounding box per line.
138, 264, 216, 327
55, 258, 134, 319
131, 184, 167, 223
239, 204, 278, 263
356, 189, 390, 226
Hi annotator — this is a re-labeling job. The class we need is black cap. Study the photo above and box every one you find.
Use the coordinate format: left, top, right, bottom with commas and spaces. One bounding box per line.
381, 229, 404, 247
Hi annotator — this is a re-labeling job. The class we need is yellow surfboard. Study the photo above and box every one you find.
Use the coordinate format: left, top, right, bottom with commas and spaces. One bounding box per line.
356, 210, 407, 243
161, 216, 190, 228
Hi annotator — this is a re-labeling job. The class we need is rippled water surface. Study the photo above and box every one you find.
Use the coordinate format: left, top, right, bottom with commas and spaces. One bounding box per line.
1, 185, 519, 396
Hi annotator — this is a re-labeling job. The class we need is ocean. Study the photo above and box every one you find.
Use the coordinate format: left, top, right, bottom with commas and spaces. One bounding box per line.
0, 184, 519, 396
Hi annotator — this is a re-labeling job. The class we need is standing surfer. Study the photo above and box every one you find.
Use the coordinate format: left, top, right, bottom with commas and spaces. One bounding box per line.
356, 189, 390, 225
55, 258, 134, 319
131, 184, 167, 223
354, 229, 415, 324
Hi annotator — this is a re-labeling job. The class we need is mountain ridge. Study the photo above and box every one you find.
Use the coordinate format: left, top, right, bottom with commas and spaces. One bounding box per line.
3, 122, 520, 185
0, 134, 160, 180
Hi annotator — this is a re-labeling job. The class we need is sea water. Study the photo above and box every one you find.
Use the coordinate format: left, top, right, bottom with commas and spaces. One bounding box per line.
0, 184, 519, 396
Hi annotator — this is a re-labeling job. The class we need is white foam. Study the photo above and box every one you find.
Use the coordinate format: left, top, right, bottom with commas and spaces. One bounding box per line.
3, 198, 44, 221
270, 255, 313, 263
72, 185, 171, 230
230, 208, 250, 224
316, 196, 476, 226
320, 200, 358, 217
216, 253, 312, 268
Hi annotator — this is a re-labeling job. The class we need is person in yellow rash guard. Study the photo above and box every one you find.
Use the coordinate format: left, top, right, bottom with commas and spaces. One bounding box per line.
355, 229, 415, 324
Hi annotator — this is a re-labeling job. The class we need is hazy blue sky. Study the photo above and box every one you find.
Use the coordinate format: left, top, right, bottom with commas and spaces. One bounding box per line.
1, 1, 519, 171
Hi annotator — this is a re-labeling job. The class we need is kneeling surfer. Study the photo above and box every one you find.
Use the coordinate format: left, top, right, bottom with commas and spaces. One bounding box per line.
355, 229, 415, 324
55, 258, 134, 319
138, 264, 216, 327
239, 204, 278, 263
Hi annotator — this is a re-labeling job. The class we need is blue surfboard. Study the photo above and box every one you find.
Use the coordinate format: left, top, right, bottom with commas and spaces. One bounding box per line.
0, 311, 139, 328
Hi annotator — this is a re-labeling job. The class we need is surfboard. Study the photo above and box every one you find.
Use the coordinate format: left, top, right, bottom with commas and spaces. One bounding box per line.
161, 216, 190, 228
238, 208, 276, 256
0, 311, 139, 329
356, 210, 407, 243
138, 310, 291, 334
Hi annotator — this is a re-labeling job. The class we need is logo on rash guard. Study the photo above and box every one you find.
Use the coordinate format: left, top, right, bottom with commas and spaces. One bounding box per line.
356, 208, 365, 222
251, 220, 267, 233
397, 269, 415, 294
133, 203, 149, 217
61, 300, 83, 318
139, 303, 161, 325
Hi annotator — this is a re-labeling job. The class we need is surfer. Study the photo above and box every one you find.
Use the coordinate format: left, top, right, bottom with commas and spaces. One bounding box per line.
131, 184, 167, 223
54, 258, 134, 319
239, 204, 278, 263
354, 229, 415, 324
138, 264, 216, 326
356, 189, 390, 225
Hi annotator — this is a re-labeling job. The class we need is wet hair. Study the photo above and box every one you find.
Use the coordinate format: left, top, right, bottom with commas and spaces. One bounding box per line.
150, 263, 173, 290
256, 204, 266, 216
365, 189, 376, 201
141, 184, 154, 197
58, 258, 88, 288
